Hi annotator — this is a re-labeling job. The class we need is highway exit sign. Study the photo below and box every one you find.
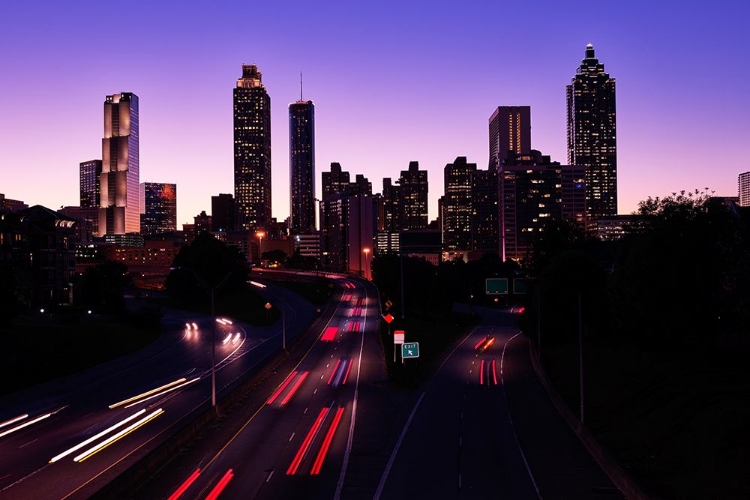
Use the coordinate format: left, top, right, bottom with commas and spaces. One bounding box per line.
401, 342, 420, 359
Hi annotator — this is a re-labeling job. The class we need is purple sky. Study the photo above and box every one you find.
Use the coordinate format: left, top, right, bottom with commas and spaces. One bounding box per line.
1, 1, 748, 226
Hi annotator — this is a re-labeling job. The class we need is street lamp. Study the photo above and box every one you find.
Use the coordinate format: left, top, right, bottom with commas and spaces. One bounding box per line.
363, 247, 370, 280
265, 302, 286, 351
177, 267, 232, 414
255, 231, 266, 264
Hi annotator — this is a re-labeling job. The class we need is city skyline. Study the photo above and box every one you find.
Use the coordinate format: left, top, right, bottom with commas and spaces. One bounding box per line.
1, 1, 748, 226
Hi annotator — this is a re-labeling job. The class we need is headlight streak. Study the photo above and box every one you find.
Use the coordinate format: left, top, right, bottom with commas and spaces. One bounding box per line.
73, 408, 164, 463
249, 280, 266, 288
0, 413, 52, 438
122, 378, 200, 409
0, 414, 29, 429
109, 378, 188, 409
49, 409, 147, 463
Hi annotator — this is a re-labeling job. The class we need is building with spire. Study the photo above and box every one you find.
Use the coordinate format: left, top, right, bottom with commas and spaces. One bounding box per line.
289, 98, 315, 234
567, 44, 617, 218
234, 64, 272, 232
99, 92, 140, 235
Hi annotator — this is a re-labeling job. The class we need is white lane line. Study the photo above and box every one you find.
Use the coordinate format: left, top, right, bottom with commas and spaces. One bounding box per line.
314, 389, 318, 394
289, 432, 295, 442
304, 407, 308, 415
266, 470, 274, 483
373, 392, 426, 500
19, 438, 38, 449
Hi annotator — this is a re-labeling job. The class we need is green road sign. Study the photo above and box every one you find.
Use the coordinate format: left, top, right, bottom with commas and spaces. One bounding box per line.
401, 342, 420, 358
485, 278, 508, 295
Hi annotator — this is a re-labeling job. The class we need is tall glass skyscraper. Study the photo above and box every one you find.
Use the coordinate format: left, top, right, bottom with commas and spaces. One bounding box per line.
234, 64, 272, 232
99, 93, 139, 235
488, 106, 531, 170
567, 44, 617, 218
289, 99, 315, 234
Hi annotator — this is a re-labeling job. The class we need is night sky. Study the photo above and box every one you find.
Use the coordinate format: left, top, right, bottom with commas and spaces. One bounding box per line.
1, 0, 748, 225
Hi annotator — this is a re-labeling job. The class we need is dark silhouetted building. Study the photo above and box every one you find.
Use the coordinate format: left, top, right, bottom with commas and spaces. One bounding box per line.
140, 182, 177, 235
567, 44, 617, 218
234, 64, 272, 231
289, 99, 315, 234
211, 193, 235, 232
99, 93, 140, 235
500, 151, 586, 261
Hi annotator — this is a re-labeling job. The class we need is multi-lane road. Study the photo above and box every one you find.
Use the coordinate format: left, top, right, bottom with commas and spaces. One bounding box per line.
0, 280, 313, 500
2, 276, 623, 499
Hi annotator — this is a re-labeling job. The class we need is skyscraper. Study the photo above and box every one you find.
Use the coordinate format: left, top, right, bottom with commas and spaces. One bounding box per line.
99, 93, 139, 235
739, 172, 750, 207
234, 64, 271, 232
397, 161, 429, 231
289, 99, 315, 234
442, 157, 476, 252
80, 159, 102, 208
567, 44, 617, 218
140, 182, 177, 235
211, 193, 235, 232
489, 106, 531, 169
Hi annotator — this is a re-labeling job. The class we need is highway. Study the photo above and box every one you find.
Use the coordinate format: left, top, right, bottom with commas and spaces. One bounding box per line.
0, 280, 313, 500
139, 277, 379, 500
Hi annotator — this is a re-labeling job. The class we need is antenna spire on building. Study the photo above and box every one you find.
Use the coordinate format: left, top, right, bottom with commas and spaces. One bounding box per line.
300, 72, 303, 101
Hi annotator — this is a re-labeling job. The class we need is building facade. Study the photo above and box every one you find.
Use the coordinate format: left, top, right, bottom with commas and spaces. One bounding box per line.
489, 106, 531, 169
567, 44, 617, 218
739, 172, 750, 207
80, 159, 102, 208
99, 92, 140, 235
211, 193, 235, 232
289, 100, 316, 234
234, 64, 272, 232
140, 182, 177, 235
442, 157, 476, 253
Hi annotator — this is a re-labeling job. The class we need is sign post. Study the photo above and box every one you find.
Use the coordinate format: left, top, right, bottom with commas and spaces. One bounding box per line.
401, 342, 419, 364
393, 329, 405, 362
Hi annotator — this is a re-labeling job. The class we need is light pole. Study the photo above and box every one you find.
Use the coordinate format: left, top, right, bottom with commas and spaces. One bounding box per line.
179, 267, 232, 414
255, 231, 266, 265
363, 247, 370, 280
266, 302, 286, 351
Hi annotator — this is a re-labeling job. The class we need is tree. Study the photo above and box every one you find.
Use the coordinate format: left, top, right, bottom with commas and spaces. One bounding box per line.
165, 232, 250, 305
77, 261, 133, 313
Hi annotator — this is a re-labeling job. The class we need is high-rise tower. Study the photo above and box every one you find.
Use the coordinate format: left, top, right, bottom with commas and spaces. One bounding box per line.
567, 44, 617, 218
289, 99, 315, 233
99, 93, 139, 235
140, 182, 177, 235
489, 106, 531, 170
80, 159, 102, 208
234, 64, 272, 231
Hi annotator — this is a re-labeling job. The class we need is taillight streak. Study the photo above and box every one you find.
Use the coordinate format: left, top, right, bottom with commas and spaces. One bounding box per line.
267, 371, 298, 405
474, 336, 488, 350
342, 359, 353, 385
321, 326, 338, 342
279, 372, 309, 406
205, 468, 234, 500
167, 468, 201, 500
310, 407, 346, 475
327, 360, 342, 385
479, 359, 485, 386
491, 359, 498, 385
287, 407, 329, 475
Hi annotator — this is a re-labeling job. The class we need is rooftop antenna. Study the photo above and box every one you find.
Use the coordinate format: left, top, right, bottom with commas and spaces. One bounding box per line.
300, 71, 303, 101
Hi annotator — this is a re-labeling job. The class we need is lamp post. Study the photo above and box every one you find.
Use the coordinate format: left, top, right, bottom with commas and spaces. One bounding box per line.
538, 281, 585, 425
266, 302, 286, 351
255, 231, 266, 265
363, 247, 370, 280
178, 267, 232, 414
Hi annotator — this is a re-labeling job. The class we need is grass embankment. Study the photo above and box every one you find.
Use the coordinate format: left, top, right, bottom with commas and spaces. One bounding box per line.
379, 311, 479, 389
542, 340, 750, 500
1, 318, 159, 396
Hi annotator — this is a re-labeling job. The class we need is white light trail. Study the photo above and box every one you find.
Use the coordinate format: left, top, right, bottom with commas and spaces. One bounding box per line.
73, 408, 164, 462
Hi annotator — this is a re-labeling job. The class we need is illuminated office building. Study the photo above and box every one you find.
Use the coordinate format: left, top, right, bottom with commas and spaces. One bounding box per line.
739, 172, 750, 207
234, 64, 272, 231
442, 157, 476, 252
567, 44, 617, 218
140, 182, 177, 235
80, 159, 102, 208
489, 106, 531, 169
99, 92, 139, 235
